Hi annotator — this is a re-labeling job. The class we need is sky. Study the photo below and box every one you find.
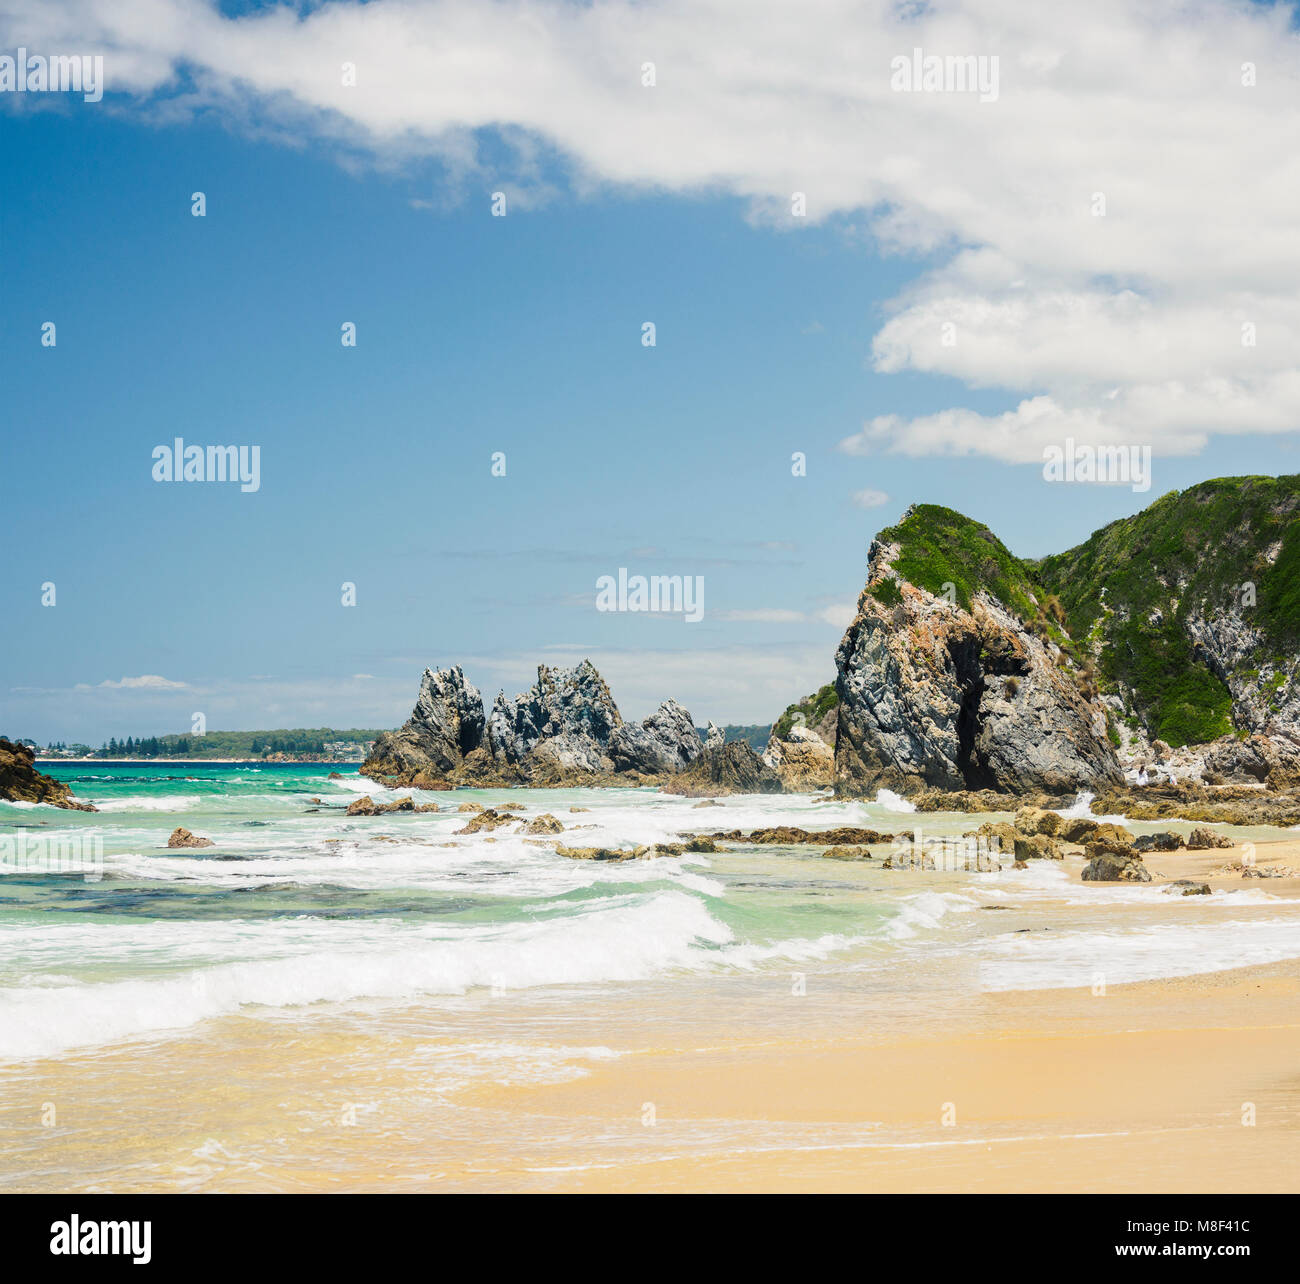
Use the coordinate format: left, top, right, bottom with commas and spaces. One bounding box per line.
2, 0, 1300, 744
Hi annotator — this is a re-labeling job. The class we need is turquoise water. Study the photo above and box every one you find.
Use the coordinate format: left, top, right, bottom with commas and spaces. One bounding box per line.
3, 763, 1299, 1065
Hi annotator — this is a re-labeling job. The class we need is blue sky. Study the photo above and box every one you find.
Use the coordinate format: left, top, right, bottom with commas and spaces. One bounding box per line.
3, 0, 1299, 742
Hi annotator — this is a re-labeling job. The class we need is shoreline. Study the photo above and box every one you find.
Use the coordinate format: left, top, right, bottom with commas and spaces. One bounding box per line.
5, 947, 1296, 1194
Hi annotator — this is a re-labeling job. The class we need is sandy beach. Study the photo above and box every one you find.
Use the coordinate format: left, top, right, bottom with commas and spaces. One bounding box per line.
4, 809, 1296, 1195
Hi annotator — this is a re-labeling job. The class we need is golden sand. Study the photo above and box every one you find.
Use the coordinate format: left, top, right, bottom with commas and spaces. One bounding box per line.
3, 837, 1298, 1193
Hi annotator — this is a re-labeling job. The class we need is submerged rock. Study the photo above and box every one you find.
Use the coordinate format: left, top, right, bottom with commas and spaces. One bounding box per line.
1165, 880, 1212, 895
714, 825, 893, 846
456, 808, 516, 834
522, 813, 564, 834
346, 795, 439, 816
556, 843, 651, 861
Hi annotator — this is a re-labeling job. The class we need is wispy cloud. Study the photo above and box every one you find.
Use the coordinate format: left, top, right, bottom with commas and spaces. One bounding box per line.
79, 675, 190, 691
850, 488, 890, 510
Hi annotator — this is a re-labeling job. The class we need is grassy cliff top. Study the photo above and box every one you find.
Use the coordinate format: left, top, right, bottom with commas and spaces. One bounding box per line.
1034, 474, 1300, 652
872, 503, 1043, 621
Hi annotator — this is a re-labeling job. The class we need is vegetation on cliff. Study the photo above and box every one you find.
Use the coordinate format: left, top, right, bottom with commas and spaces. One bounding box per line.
771, 684, 839, 739
1034, 475, 1299, 746
869, 477, 1299, 751
870, 504, 1044, 623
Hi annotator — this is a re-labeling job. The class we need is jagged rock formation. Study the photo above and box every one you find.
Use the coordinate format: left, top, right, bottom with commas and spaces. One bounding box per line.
834, 508, 1122, 797
1201, 732, 1300, 788
704, 721, 725, 751
0, 738, 96, 810
485, 660, 623, 778
662, 739, 784, 797
361, 660, 705, 787
609, 699, 703, 774
364, 666, 485, 786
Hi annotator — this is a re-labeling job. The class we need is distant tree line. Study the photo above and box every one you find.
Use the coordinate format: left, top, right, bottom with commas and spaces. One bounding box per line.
76, 728, 389, 759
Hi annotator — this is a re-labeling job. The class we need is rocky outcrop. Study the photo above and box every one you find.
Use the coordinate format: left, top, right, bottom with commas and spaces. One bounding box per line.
556, 843, 653, 861
362, 666, 485, 786
1201, 732, 1300, 787
0, 738, 96, 810
662, 739, 784, 796
361, 659, 710, 788
762, 724, 835, 791
1089, 782, 1300, 826
697, 825, 894, 845
485, 660, 623, 778
609, 699, 702, 774
1186, 826, 1233, 850
345, 795, 440, 816
704, 721, 725, 751
834, 516, 1122, 798
762, 686, 838, 790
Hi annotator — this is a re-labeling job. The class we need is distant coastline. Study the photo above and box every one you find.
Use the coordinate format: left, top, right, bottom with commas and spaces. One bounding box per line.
37, 758, 364, 766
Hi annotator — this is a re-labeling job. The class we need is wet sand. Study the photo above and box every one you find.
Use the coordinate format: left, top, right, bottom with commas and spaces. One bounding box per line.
3, 836, 1298, 1193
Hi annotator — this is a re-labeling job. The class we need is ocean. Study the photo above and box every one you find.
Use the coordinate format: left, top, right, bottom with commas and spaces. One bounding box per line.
2, 763, 1298, 1190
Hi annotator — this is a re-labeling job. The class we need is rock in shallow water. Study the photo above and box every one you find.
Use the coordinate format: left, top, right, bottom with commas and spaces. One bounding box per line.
1081, 845, 1151, 882
167, 827, 214, 848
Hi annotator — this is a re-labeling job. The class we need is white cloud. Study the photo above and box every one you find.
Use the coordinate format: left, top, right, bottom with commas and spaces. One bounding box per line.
816, 604, 856, 629
90, 675, 190, 691
6, 0, 1300, 460
850, 488, 890, 509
